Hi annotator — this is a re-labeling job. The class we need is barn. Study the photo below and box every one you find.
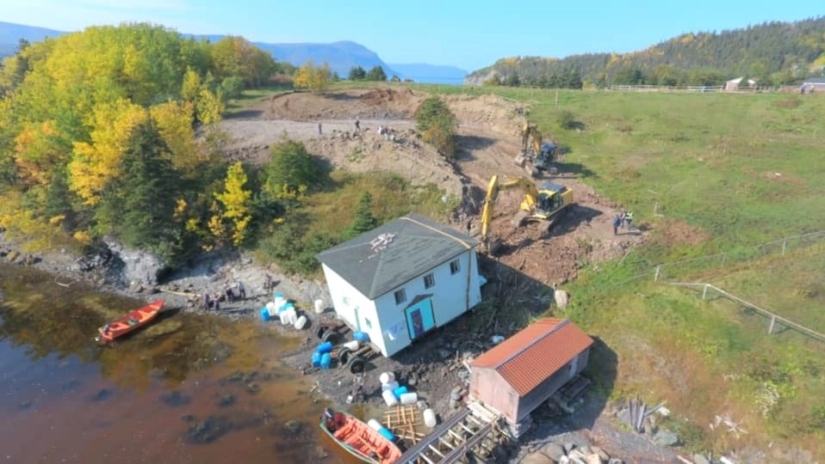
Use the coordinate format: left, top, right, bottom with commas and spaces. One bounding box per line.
469, 318, 593, 434
316, 213, 484, 357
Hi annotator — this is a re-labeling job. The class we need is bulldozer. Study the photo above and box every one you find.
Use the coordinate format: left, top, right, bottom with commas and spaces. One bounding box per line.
514, 123, 559, 177
479, 174, 574, 255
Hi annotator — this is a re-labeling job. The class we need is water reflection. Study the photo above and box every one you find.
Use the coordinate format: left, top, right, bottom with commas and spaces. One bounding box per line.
0, 264, 342, 463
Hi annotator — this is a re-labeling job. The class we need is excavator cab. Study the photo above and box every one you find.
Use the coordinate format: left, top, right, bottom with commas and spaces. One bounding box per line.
515, 124, 559, 177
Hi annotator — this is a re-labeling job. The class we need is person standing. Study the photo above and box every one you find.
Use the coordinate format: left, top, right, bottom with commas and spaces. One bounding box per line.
355, 120, 360, 133
264, 274, 272, 292
625, 211, 634, 230
318, 122, 323, 135
613, 214, 622, 235
237, 281, 246, 300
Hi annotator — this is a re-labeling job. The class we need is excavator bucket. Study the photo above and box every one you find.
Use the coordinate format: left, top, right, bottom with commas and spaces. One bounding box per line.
514, 154, 527, 168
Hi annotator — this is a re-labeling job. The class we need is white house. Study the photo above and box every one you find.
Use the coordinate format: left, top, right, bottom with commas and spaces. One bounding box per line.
316, 213, 483, 357
724, 76, 757, 91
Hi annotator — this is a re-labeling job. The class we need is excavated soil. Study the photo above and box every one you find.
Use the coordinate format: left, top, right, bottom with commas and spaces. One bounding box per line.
222, 87, 648, 286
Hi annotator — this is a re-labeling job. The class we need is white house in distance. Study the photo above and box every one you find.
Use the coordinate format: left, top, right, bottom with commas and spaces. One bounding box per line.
316, 213, 483, 357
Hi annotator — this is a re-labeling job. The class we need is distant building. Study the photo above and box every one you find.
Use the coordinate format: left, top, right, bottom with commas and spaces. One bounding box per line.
469, 318, 594, 436
802, 77, 825, 92
725, 76, 757, 91
316, 213, 484, 357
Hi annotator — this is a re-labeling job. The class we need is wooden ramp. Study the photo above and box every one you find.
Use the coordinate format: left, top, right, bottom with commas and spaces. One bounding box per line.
396, 402, 509, 464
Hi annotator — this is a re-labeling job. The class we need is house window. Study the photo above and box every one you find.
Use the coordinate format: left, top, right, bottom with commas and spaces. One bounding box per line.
449, 259, 460, 275
394, 289, 407, 305
423, 273, 435, 289
364, 318, 372, 329
342, 296, 350, 306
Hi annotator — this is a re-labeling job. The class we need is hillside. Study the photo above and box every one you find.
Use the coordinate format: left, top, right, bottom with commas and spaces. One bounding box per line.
0, 21, 461, 84
467, 16, 825, 87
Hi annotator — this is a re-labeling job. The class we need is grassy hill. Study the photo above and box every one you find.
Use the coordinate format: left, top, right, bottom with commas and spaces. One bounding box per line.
467, 16, 825, 87
424, 84, 825, 458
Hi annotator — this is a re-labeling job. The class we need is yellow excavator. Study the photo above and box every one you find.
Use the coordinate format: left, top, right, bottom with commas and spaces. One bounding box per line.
514, 123, 558, 177
479, 174, 574, 254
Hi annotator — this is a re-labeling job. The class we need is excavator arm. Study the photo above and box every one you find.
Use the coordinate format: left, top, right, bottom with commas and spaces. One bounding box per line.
516, 123, 557, 176
480, 175, 540, 245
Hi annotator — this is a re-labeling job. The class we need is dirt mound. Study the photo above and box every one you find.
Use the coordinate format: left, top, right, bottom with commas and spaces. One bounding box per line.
445, 94, 529, 136
248, 88, 426, 121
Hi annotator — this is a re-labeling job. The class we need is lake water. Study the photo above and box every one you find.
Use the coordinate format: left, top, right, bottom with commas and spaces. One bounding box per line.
0, 263, 353, 464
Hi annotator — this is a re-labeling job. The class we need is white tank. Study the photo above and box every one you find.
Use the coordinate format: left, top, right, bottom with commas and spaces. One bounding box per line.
367, 419, 383, 432
382, 389, 398, 407
399, 392, 418, 405
293, 315, 308, 330
342, 340, 360, 351
379, 372, 395, 385
381, 380, 399, 392
423, 409, 437, 428
279, 310, 290, 325
314, 299, 324, 313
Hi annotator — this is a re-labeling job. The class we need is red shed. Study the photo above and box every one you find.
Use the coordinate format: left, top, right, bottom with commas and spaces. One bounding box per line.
469, 318, 593, 427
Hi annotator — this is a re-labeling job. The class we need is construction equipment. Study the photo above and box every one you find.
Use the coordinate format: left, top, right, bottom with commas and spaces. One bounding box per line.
479, 175, 574, 254
514, 123, 558, 177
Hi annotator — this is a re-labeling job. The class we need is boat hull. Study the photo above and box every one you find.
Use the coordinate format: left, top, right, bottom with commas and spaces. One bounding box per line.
319, 409, 402, 464
95, 299, 164, 344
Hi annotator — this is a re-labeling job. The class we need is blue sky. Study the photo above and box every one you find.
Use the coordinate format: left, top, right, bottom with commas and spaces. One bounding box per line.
1, 0, 821, 71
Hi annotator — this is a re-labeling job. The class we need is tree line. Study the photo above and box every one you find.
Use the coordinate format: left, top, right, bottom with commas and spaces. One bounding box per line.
469, 16, 825, 88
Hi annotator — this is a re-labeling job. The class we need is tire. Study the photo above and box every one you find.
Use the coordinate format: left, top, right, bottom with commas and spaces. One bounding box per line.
348, 356, 366, 374
337, 347, 352, 366
314, 326, 326, 340
322, 330, 339, 345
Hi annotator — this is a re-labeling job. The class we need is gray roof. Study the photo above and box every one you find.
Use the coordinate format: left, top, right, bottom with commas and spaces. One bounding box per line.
316, 213, 479, 299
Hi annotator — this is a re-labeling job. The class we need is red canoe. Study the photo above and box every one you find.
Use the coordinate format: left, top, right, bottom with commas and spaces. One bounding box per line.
95, 299, 164, 344
320, 409, 402, 464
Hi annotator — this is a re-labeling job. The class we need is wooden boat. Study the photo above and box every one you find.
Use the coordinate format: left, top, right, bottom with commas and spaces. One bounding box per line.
320, 408, 402, 464
95, 299, 164, 344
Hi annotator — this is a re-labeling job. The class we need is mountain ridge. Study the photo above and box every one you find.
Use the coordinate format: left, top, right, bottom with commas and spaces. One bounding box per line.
0, 21, 462, 84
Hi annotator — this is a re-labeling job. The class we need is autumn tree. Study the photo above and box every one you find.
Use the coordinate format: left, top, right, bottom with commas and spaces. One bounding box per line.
294, 60, 331, 93
414, 96, 458, 159
213, 161, 252, 246
264, 140, 324, 198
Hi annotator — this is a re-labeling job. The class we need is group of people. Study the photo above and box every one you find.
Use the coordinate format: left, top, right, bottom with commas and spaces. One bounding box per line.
202, 281, 246, 311
612, 211, 634, 235
377, 125, 397, 141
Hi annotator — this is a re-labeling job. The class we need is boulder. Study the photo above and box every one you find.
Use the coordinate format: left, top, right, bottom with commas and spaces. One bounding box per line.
521, 452, 557, 464
554, 289, 570, 308
692, 454, 711, 464
653, 429, 679, 447
105, 240, 164, 287
540, 443, 566, 462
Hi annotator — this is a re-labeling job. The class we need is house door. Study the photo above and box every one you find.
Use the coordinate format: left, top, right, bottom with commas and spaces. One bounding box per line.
405, 298, 435, 340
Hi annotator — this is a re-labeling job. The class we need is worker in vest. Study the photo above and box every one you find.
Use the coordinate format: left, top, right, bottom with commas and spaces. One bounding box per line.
625, 211, 634, 230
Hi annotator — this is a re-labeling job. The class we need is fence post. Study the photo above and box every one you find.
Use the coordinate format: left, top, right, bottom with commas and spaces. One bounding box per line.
768, 315, 776, 335
782, 240, 787, 256
654, 266, 661, 282
702, 284, 709, 300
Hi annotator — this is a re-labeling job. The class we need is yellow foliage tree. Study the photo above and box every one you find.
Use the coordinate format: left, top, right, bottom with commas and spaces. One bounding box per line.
293, 60, 313, 89
150, 101, 198, 169
214, 161, 252, 246
196, 88, 225, 125
13, 120, 65, 186
68, 99, 149, 205
181, 67, 202, 104
294, 60, 331, 93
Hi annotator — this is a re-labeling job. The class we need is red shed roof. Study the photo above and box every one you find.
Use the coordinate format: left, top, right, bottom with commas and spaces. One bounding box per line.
471, 318, 593, 396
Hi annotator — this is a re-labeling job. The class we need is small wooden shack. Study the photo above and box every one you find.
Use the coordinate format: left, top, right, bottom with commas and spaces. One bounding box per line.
469, 318, 593, 429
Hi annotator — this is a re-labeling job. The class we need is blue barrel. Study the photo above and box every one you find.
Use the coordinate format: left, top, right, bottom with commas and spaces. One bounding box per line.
353, 331, 370, 343
260, 307, 270, 322
393, 386, 408, 399
311, 351, 322, 367
274, 292, 284, 299
281, 302, 294, 313
320, 353, 332, 369
378, 427, 394, 441
316, 342, 333, 354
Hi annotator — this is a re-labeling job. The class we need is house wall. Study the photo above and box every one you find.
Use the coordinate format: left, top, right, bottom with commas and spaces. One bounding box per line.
515, 349, 591, 422
373, 249, 482, 357
469, 368, 519, 422
321, 264, 383, 352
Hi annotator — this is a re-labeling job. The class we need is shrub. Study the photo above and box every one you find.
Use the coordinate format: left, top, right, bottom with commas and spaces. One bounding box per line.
264, 140, 325, 198
414, 96, 458, 159
557, 110, 578, 130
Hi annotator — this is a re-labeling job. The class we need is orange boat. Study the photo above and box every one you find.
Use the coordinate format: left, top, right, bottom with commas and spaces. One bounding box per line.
94, 299, 164, 344
320, 408, 402, 464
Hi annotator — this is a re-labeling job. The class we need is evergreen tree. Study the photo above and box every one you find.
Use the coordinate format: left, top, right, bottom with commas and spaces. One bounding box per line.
345, 191, 378, 239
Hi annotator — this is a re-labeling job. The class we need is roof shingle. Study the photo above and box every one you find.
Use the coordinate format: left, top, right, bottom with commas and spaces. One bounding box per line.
316, 213, 479, 299
471, 318, 593, 396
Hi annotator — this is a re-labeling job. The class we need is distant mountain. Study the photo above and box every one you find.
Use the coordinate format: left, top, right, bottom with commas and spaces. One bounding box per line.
467, 16, 825, 87
0, 21, 464, 84
387, 63, 467, 84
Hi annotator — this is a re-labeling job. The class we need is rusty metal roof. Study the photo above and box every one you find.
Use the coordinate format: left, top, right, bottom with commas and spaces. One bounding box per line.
471, 318, 593, 396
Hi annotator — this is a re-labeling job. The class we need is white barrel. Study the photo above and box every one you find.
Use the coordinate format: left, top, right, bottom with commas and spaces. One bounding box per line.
279, 310, 290, 325
379, 372, 395, 385
382, 389, 398, 407
314, 299, 324, 313
342, 340, 360, 351
423, 409, 437, 428
381, 380, 399, 392
266, 302, 275, 311
287, 310, 298, 325
367, 419, 383, 432
293, 315, 308, 330
274, 296, 284, 311
399, 392, 418, 405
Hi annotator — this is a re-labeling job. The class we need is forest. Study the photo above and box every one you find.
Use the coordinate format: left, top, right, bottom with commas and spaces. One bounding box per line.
0, 23, 309, 266
469, 16, 825, 88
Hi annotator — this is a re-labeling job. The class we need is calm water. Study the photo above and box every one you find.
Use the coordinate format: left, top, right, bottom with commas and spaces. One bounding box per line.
0, 263, 354, 464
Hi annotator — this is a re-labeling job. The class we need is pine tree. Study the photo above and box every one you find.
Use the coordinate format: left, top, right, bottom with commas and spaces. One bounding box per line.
345, 191, 378, 239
